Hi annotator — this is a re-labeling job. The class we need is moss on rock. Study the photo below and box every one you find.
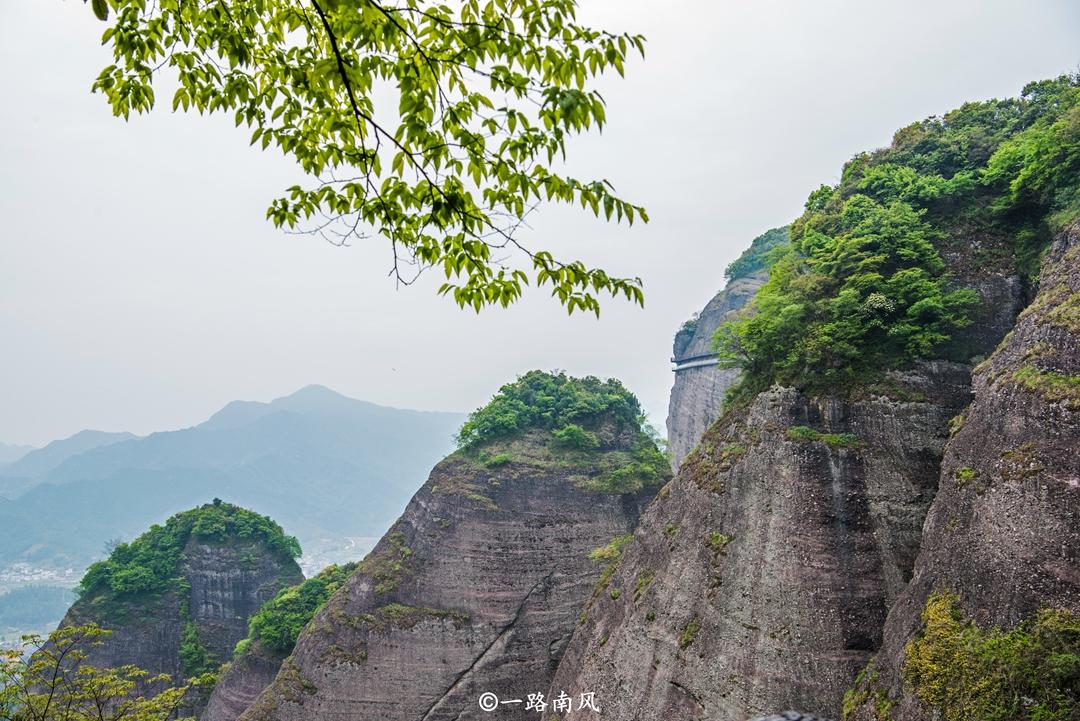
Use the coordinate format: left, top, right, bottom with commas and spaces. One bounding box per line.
903, 592, 1080, 721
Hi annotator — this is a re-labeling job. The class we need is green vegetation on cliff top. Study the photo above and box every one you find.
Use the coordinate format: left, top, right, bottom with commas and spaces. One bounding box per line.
454, 371, 670, 494
456, 371, 644, 448
78, 500, 301, 605
717, 74, 1080, 397
238, 562, 358, 657
724, 226, 790, 282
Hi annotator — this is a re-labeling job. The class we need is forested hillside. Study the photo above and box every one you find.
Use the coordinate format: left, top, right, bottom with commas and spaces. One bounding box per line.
717, 75, 1080, 398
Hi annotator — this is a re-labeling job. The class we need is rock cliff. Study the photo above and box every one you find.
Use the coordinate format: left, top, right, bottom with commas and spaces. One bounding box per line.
203, 641, 285, 721
239, 372, 670, 721
845, 220, 1080, 721
545, 362, 972, 720
203, 562, 359, 721
668, 272, 766, 467
57, 502, 303, 712
636, 75, 1078, 719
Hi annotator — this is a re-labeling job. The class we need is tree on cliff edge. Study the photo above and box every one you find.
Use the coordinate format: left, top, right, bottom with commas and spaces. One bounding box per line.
80, 0, 648, 315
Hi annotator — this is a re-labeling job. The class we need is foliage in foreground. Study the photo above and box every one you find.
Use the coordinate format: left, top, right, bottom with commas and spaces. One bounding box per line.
83, 0, 649, 314
456, 371, 645, 449
0, 625, 211, 721
239, 563, 358, 657
903, 592, 1080, 721
716, 74, 1080, 396
78, 500, 301, 603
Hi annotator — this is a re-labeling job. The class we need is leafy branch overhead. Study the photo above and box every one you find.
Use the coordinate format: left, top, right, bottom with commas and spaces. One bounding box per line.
83, 0, 649, 314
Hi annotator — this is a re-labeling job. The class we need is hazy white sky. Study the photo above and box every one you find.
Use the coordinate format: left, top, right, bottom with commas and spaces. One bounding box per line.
2, 0, 1078, 447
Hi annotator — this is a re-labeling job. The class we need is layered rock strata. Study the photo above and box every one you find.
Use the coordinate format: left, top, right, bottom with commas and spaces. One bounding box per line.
241, 428, 666, 721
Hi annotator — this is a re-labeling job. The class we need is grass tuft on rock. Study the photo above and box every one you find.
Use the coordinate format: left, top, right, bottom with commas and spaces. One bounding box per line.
785, 425, 864, 448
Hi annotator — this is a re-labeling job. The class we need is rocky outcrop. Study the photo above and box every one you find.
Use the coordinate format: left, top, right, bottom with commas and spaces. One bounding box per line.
61, 536, 301, 682
184, 540, 301, 667
203, 561, 359, 721
546, 363, 972, 721
668, 273, 766, 467
240, 426, 666, 721
846, 221, 1080, 721
203, 642, 284, 721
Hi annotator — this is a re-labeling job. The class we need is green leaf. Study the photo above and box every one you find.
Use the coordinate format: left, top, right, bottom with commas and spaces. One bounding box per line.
85, 0, 652, 313
90, 0, 109, 21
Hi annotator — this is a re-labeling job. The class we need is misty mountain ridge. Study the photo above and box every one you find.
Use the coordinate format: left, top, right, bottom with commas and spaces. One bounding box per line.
0, 442, 35, 467
0, 385, 465, 576
0, 430, 136, 497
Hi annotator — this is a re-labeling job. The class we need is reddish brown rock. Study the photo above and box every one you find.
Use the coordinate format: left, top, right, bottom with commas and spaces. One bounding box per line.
846, 221, 1080, 721
240, 428, 665, 721
203, 641, 285, 721
545, 363, 972, 721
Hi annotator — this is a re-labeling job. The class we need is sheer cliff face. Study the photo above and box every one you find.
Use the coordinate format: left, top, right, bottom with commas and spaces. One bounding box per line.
240, 430, 662, 721
668, 273, 766, 467
847, 222, 1080, 721
60, 537, 302, 681
204, 642, 283, 721
547, 365, 972, 721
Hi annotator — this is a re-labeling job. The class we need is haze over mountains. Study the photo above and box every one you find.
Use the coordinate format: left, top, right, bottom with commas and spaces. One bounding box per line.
0, 442, 35, 467
0, 385, 464, 577
0, 430, 136, 498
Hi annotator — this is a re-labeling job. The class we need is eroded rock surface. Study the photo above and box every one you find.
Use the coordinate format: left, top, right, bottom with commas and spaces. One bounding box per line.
846, 221, 1080, 721
241, 429, 664, 721
546, 364, 972, 721
668, 273, 766, 467
203, 641, 284, 721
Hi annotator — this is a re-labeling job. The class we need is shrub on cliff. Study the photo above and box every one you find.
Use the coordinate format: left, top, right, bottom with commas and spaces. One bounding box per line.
241, 563, 358, 656
587, 435, 670, 493
455, 371, 644, 449
724, 226, 790, 281
77, 500, 301, 604
716, 197, 978, 392
717, 74, 1080, 397
552, 424, 601, 451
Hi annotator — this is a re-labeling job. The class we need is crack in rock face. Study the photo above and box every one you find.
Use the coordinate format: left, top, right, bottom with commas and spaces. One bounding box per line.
545, 362, 974, 721
844, 222, 1080, 721
239, 429, 660, 721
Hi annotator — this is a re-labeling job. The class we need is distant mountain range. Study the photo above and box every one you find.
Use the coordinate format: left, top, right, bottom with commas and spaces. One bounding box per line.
0, 430, 136, 498
0, 442, 36, 467
0, 386, 465, 575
